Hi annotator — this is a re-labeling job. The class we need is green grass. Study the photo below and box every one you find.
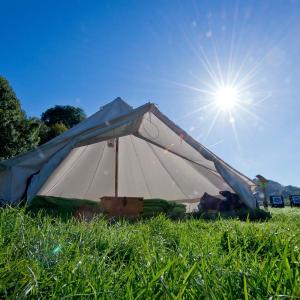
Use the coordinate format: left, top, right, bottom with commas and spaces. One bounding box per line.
0, 208, 299, 299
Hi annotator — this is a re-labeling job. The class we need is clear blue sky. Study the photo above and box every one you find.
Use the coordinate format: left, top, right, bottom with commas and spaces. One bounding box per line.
1, 0, 300, 185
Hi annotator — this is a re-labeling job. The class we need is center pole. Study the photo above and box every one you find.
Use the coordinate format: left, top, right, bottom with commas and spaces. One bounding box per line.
115, 137, 119, 197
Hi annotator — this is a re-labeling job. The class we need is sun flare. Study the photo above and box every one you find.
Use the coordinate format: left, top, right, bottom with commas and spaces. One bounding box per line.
163, 9, 275, 150
214, 86, 238, 111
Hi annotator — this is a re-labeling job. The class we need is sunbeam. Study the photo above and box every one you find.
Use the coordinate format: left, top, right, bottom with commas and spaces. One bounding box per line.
168, 39, 271, 147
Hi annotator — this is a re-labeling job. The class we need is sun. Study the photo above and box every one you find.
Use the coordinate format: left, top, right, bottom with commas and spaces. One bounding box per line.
214, 86, 238, 111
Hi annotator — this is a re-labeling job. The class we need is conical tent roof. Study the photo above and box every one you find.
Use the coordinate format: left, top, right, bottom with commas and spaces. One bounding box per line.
0, 98, 257, 209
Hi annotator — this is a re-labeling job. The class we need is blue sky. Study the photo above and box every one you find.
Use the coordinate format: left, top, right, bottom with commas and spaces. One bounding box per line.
1, 0, 300, 185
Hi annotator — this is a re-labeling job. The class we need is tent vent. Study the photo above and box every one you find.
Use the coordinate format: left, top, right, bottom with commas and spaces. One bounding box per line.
107, 139, 115, 148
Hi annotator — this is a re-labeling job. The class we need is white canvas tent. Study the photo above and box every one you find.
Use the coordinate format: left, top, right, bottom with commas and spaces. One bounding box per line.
0, 98, 257, 210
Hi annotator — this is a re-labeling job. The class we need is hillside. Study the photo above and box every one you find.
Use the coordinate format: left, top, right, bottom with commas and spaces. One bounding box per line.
253, 178, 300, 197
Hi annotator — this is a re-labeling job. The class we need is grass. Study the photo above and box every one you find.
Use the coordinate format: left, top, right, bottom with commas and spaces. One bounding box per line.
0, 207, 299, 299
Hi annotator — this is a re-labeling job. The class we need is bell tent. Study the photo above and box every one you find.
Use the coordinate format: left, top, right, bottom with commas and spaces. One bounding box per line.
0, 98, 257, 210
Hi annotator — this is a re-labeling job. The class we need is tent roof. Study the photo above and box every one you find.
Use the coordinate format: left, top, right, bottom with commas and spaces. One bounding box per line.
0, 97, 133, 167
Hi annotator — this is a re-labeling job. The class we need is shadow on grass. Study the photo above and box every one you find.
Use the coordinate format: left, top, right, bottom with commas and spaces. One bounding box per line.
1, 197, 272, 223
25, 206, 271, 224
188, 208, 271, 222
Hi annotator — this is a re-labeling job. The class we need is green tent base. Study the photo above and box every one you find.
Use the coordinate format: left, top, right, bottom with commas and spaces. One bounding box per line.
29, 195, 101, 219
29, 196, 186, 219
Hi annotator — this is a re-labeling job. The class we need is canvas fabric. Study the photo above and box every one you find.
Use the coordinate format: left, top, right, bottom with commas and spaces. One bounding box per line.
0, 98, 257, 209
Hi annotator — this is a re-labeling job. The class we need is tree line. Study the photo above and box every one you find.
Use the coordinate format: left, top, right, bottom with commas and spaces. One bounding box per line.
0, 76, 86, 161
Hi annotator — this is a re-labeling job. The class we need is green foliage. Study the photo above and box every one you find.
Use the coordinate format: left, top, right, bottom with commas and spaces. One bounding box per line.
41, 105, 86, 128
144, 198, 186, 219
29, 195, 101, 220
36, 120, 50, 145
38, 105, 86, 144
0, 208, 299, 298
36, 120, 68, 145
0, 76, 40, 160
0, 76, 86, 154
45, 123, 68, 141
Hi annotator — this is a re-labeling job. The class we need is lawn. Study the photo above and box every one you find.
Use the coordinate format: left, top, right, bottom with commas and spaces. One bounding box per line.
0, 207, 299, 299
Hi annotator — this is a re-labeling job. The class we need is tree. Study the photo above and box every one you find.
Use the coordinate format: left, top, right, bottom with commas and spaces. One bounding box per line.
41, 105, 86, 128
37, 120, 51, 145
37, 122, 68, 146
0, 76, 40, 160
46, 123, 68, 142
38, 105, 86, 145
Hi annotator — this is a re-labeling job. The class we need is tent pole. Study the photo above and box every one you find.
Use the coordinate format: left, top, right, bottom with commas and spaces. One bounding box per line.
115, 137, 119, 197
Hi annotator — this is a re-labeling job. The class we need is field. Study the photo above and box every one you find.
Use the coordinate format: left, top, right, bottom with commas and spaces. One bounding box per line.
0, 208, 299, 299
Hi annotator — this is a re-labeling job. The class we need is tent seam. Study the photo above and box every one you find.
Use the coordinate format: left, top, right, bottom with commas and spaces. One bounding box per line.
43, 146, 88, 194
135, 133, 218, 174
151, 106, 255, 185
82, 143, 106, 198
146, 141, 190, 199
130, 135, 153, 198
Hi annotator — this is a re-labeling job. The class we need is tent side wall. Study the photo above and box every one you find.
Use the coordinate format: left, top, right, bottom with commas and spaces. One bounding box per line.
35, 134, 233, 214
0, 142, 66, 204
137, 106, 257, 209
